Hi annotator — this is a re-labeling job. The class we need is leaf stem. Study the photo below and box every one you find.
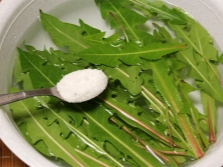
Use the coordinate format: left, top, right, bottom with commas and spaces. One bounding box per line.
178, 115, 204, 158
129, 0, 184, 22
110, 117, 168, 165
75, 149, 111, 167
107, 0, 139, 40
99, 96, 174, 146
203, 56, 223, 86
141, 89, 193, 151
109, 12, 129, 43
207, 99, 216, 143
141, 86, 174, 117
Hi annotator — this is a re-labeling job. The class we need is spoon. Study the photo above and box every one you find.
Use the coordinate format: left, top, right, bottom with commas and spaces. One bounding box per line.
0, 69, 108, 106
0, 87, 62, 106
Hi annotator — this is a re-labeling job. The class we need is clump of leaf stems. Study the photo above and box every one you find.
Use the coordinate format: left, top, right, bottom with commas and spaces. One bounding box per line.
10, 0, 223, 167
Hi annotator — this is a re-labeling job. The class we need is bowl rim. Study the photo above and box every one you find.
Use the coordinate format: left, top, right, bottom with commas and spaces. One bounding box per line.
1, 0, 223, 167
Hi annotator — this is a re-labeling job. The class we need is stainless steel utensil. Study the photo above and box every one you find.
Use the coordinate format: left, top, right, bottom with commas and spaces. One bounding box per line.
0, 87, 63, 106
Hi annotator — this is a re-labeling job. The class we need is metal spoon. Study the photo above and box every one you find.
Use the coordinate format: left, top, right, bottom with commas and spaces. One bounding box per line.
0, 87, 63, 106
0, 69, 108, 106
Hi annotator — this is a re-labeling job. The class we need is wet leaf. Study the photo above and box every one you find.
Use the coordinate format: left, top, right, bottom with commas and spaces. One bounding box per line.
77, 42, 186, 67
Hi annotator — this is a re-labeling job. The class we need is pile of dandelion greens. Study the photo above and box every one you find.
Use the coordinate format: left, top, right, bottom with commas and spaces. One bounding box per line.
10, 0, 223, 166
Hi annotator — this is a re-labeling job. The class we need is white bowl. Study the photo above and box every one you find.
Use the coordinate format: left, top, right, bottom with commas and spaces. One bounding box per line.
1, 0, 223, 166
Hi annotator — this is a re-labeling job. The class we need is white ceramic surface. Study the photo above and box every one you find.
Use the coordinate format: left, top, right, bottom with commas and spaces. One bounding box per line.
0, 0, 223, 167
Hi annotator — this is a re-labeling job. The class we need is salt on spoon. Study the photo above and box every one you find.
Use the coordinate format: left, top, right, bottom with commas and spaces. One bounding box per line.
57, 69, 108, 103
0, 69, 108, 106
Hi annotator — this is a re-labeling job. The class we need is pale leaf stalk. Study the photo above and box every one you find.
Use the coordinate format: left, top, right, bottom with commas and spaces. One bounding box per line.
201, 92, 216, 143
173, 71, 209, 149
75, 149, 111, 167
99, 96, 174, 146
178, 115, 204, 158
107, 0, 139, 40
109, 117, 168, 165
188, 107, 209, 149
110, 117, 186, 167
141, 90, 193, 152
141, 86, 174, 117
207, 101, 216, 143
109, 12, 129, 43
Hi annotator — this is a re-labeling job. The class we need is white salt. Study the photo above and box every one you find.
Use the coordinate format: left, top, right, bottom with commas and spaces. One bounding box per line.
56, 69, 108, 103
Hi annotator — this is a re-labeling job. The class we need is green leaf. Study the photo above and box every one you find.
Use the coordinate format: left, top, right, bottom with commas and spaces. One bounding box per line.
77, 42, 186, 67
17, 48, 63, 88
96, 0, 148, 41
170, 22, 218, 61
102, 65, 143, 95
84, 32, 106, 45
176, 48, 223, 101
48, 48, 80, 63
25, 45, 76, 67
130, 0, 187, 24
40, 11, 89, 53
152, 23, 179, 43
169, 21, 223, 93
79, 19, 102, 35
79, 19, 107, 45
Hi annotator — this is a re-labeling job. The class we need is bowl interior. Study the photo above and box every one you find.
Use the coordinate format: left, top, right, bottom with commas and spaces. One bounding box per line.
1, 0, 223, 166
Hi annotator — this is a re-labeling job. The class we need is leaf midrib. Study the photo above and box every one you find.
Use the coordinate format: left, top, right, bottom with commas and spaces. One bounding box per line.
174, 25, 202, 55
108, 0, 139, 39
151, 62, 180, 113
80, 44, 185, 56
44, 17, 88, 49
131, 0, 184, 22
22, 52, 55, 87
181, 52, 220, 96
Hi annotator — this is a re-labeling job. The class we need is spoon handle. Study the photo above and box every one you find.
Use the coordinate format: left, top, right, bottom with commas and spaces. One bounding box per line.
0, 92, 26, 106
0, 88, 54, 106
